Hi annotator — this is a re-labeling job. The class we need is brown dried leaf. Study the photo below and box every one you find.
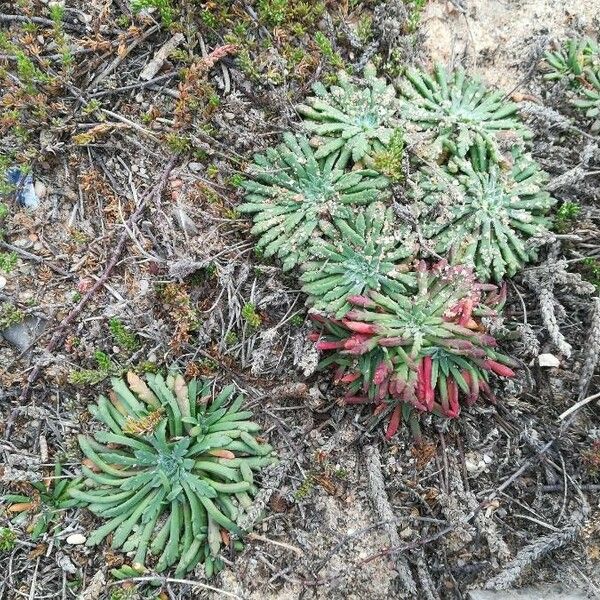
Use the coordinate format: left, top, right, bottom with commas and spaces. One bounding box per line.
126, 371, 159, 407
173, 373, 189, 416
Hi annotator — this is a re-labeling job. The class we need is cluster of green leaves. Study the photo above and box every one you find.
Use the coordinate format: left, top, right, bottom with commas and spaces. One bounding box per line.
239, 131, 392, 270
2, 463, 82, 540
241, 303, 262, 328
298, 64, 400, 164
414, 148, 555, 281
72, 372, 275, 577
554, 200, 581, 233
544, 38, 599, 82
373, 128, 405, 181
257, 0, 325, 29
544, 38, 600, 132
573, 68, 600, 131
398, 64, 532, 160
0, 302, 24, 329
130, 0, 175, 27
0, 251, 18, 273
109, 318, 140, 354
69, 349, 115, 385
300, 203, 416, 318
397, 65, 555, 281
0, 527, 16, 552
405, 0, 429, 33
581, 257, 600, 292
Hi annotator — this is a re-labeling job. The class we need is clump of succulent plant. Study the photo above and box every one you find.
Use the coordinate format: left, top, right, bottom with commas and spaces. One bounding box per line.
239, 132, 390, 270
310, 261, 518, 439
541, 38, 600, 132
413, 148, 555, 282
543, 38, 599, 82
71, 372, 276, 577
573, 67, 600, 132
398, 64, 532, 160
300, 202, 417, 318
297, 64, 400, 164
3, 463, 82, 540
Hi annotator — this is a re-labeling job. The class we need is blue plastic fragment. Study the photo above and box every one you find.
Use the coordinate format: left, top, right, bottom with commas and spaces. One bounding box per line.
6, 166, 22, 185
4, 166, 39, 208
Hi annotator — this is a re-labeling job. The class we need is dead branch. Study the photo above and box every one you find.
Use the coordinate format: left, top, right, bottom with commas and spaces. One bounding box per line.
483, 512, 586, 590
578, 297, 600, 401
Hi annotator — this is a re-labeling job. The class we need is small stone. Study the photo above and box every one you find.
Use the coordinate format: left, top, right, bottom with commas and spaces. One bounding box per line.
1, 316, 46, 352
0, 275, 6, 290
34, 180, 47, 199
173, 206, 199, 235
188, 162, 203, 173
538, 353, 560, 368
66, 533, 86, 545
138, 279, 149, 295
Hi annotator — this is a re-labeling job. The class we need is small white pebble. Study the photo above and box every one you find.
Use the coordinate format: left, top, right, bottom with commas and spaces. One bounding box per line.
66, 533, 86, 545
0, 275, 6, 290
538, 353, 560, 368
138, 279, 149, 295
34, 181, 47, 200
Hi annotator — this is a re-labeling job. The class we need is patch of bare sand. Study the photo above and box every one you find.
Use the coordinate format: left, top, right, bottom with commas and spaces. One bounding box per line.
421, 0, 600, 89
217, 445, 398, 599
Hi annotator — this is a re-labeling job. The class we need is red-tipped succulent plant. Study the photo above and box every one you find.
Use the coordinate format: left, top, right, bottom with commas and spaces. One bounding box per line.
309, 260, 518, 439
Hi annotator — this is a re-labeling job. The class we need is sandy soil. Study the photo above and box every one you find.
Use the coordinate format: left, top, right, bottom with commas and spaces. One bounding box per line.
421, 0, 600, 89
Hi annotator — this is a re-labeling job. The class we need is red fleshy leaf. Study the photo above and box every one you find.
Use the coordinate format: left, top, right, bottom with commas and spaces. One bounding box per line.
446, 380, 460, 418
458, 298, 474, 327
422, 356, 434, 410
348, 295, 376, 308
373, 361, 392, 385
316, 340, 345, 350
482, 359, 515, 378
341, 320, 379, 334
338, 372, 361, 383
385, 405, 402, 439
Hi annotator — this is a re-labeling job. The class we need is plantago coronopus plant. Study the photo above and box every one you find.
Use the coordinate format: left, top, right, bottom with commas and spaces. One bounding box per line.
297, 64, 400, 164
398, 64, 532, 160
71, 373, 276, 577
414, 149, 555, 282
300, 202, 417, 318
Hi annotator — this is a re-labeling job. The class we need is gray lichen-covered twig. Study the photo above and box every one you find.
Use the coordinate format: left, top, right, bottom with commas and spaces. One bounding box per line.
362, 444, 417, 596
483, 511, 586, 590
578, 297, 600, 400
523, 253, 595, 358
